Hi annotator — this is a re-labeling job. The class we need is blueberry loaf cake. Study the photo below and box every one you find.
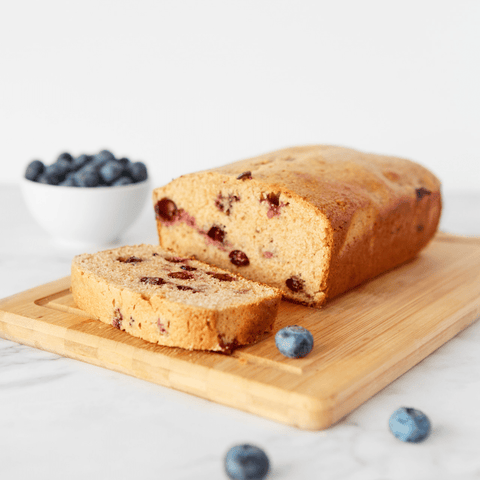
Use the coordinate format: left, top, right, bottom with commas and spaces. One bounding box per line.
71, 245, 281, 352
152, 145, 442, 307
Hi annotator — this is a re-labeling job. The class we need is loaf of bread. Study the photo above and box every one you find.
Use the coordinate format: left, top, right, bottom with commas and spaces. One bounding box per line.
152, 145, 442, 307
71, 244, 281, 352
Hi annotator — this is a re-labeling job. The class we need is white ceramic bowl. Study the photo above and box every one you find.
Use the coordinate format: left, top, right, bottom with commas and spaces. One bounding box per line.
21, 177, 152, 246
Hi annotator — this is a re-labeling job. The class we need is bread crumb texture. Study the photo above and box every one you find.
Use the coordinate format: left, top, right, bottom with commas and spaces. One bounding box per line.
71, 244, 281, 352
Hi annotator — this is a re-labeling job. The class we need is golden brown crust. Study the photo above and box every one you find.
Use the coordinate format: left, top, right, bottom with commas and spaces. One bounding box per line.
324, 188, 441, 300
152, 145, 442, 307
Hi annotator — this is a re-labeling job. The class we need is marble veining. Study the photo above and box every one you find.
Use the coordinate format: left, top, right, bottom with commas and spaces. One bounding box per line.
1, 184, 480, 480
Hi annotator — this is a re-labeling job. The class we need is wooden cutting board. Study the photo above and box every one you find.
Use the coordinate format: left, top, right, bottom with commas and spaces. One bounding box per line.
1, 232, 479, 430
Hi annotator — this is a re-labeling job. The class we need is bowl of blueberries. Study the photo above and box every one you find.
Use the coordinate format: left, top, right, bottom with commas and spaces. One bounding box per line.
22, 149, 151, 246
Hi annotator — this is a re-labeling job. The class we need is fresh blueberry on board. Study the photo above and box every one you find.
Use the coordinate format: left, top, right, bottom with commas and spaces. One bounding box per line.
225, 444, 270, 480
389, 407, 431, 443
275, 325, 314, 358
25, 160, 45, 181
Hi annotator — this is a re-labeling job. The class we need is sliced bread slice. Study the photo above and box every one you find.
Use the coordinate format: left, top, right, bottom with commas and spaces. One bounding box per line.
71, 244, 281, 352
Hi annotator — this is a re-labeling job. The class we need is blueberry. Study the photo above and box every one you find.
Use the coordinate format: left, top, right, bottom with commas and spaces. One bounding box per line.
72, 154, 92, 171
389, 407, 431, 443
56, 152, 73, 162
45, 159, 71, 183
38, 163, 65, 185
118, 157, 130, 166
36, 173, 57, 185
56, 158, 73, 174
99, 149, 115, 159
89, 155, 109, 169
126, 161, 148, 182
25, 160, 45, 181
73, 167, 100, 187
112, 176, 133, 186
59, 175, 77, 186
275, 325, 314, 358
92, 149, 115, 166
42, 166, 61, 184
78, 163, 99, 176
99, 160, 124, 184
225, 444, 270, 480
97, 179, 109, 187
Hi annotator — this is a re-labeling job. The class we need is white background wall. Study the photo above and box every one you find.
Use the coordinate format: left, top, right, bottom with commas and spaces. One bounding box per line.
1, 0, 479, 192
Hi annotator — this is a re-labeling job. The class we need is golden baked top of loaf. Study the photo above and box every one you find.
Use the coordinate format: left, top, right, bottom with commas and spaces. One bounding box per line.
209, 145, 441, 227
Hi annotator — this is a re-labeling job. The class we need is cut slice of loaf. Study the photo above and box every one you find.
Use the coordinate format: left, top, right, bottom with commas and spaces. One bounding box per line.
71, 244, 281, 352
152, 145, 442, 307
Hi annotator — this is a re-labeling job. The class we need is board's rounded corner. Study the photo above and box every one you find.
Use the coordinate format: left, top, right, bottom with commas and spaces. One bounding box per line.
284, 393, 338, 431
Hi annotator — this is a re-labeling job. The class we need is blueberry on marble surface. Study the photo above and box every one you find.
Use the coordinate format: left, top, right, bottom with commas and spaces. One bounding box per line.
225, 444, 270, 480
25, 160, 45, 181
389, 407, 431, 443
275, 325, 314, 358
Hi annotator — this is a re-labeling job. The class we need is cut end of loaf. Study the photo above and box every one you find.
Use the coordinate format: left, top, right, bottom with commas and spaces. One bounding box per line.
152, 172, 332, 307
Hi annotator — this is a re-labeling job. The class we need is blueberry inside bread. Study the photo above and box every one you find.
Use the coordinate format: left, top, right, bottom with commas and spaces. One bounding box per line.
152, 145, 442, 307
71, 244, 281, 352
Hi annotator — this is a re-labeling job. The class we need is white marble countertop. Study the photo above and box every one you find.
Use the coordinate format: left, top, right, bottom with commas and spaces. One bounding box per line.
1, 184, 480, 480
